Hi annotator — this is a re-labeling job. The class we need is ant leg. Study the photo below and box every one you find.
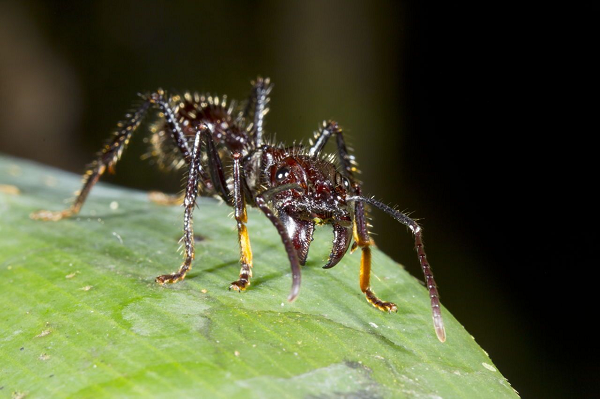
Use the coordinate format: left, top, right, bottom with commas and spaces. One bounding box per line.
309, 121, 397, 310
155, 123, 233, 285
310, 120, 445, 340
354, 190, 398, 313
147, 90, 192, 161
148, 90, 213, 191
146, 89, 218, 205
30, 100, 153, 221
155, 125, 207, 284
190, 129, 245, 289
229, 153, 253, 292
309, 120, 357, 180
199, 129, 231, 205
348, 195, 446, 342
240, 77, 272, 147
30, 89, 209, 221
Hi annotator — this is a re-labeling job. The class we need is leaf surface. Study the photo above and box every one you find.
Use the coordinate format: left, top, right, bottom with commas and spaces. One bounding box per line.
0, 156, 516, 398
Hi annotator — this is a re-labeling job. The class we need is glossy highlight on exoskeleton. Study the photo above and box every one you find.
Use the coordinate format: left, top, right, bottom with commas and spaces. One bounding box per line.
30, 77, 446, 342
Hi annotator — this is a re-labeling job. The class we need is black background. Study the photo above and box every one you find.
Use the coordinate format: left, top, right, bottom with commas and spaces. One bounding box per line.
0, 2, 594, 397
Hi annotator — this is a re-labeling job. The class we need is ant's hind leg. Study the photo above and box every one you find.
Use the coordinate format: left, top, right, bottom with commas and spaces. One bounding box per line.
240, 77, 272, 147
30, 100, 152, 221
31, 88, 205, 222
229, 153, 253, 292
155, 126, 207, 285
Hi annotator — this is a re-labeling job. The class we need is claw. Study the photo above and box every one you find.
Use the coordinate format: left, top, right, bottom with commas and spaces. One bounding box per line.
229, 280, 249, 292
365, 288, 397, 312
155, 271, 186, 284
323, 223, 352, 269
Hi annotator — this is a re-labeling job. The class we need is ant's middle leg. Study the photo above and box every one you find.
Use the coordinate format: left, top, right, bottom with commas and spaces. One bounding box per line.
199, 129, 231, 204
155, 125, 208, 285
155, 124, 233, 285
146, 89, 215, 204
229, 152, 253, 292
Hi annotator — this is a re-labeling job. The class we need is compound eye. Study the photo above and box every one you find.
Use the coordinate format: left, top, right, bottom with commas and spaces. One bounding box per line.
275, 166, 290, 182
336, 173, 350, 189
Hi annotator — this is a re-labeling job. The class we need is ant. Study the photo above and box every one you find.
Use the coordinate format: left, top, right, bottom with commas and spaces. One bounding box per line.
31, 77, 446, 342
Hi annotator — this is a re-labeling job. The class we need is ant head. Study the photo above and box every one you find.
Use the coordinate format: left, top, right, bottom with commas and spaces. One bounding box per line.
267, 156, 353, 269
268, 156, 352, 219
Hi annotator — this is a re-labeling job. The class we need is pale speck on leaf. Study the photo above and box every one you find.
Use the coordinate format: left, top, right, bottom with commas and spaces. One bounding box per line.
112, 232, 123, 244
35, 329, 51, 338
482, 363, 497, 372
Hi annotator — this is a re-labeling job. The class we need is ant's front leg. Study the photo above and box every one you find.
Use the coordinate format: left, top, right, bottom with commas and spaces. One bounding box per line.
354, 197, 398, 313
155, 125, 207, 285
309, 120, 397, 311
229, 153, 254, 292
193, 129, 252, 290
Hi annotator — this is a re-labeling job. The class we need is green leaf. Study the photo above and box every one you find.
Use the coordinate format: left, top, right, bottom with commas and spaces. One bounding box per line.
0, 155, 516, 398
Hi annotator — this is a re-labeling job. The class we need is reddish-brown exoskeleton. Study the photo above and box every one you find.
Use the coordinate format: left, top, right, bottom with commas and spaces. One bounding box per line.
31, 77, 446, 342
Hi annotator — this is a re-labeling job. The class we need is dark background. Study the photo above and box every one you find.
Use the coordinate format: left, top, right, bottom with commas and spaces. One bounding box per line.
0, 2, 594, 397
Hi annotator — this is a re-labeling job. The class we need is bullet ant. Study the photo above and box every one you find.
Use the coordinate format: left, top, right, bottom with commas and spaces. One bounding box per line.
31, 77, 446, 342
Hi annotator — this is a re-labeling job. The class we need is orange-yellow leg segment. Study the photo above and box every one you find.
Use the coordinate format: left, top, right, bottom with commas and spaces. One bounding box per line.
357, 237, 398, 313
229, 152, 253, 291
229, 220, 253, 291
